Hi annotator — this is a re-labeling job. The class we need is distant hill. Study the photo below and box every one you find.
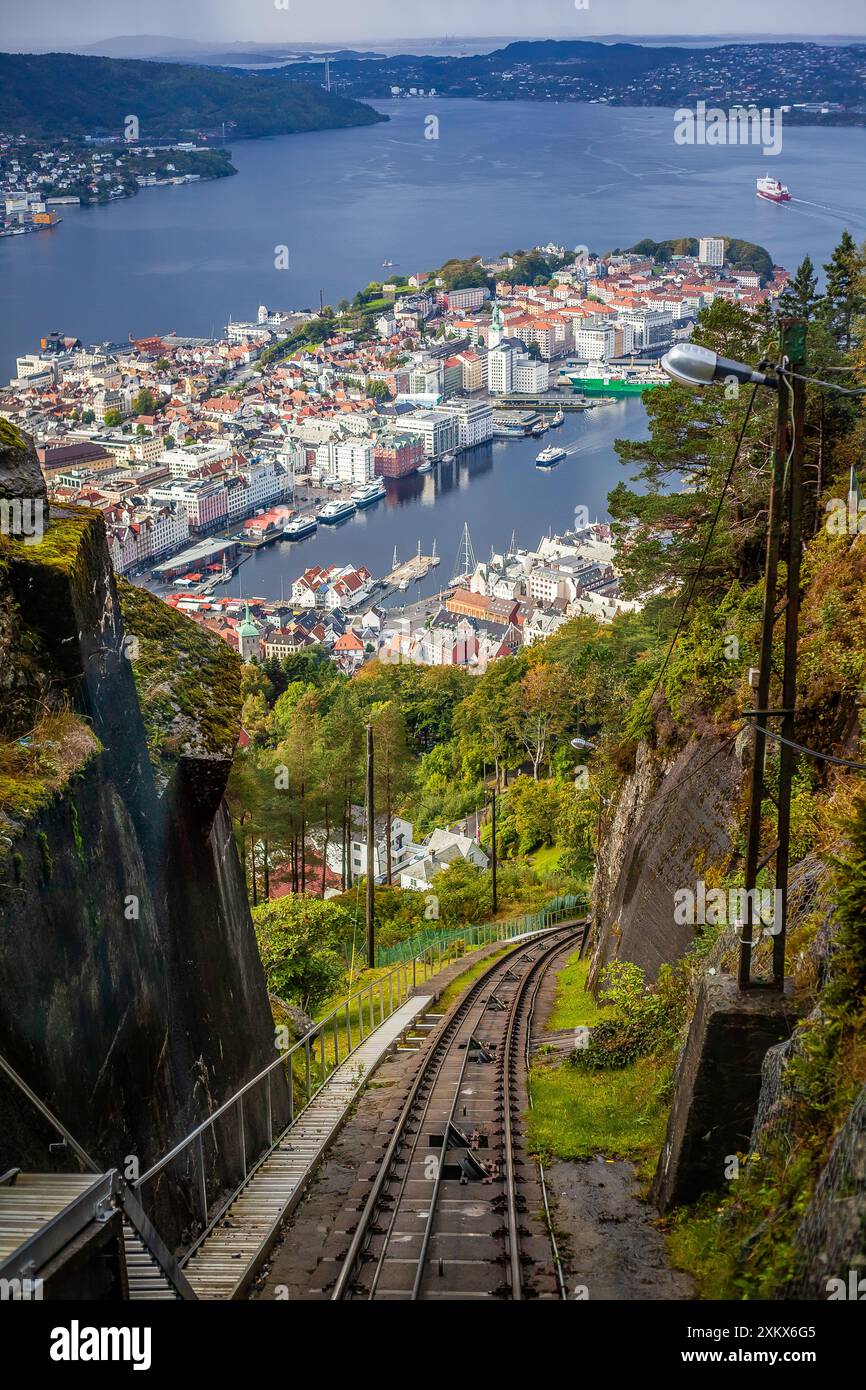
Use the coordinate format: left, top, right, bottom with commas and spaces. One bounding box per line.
0, 51, 387, 140
628, 237, 775, 284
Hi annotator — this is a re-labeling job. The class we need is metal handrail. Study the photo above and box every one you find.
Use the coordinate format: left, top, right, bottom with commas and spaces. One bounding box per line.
0, 1049, 195, 1299
0, 1051, 100, 1174
135, 954, 414, 1189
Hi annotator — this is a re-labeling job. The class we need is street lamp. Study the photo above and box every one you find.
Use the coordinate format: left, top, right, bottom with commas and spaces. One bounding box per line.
661, 323, 806, 993
661, 343, 777, 391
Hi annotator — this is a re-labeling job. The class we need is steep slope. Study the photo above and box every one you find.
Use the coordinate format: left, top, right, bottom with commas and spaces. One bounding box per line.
0, 430, 286, 1248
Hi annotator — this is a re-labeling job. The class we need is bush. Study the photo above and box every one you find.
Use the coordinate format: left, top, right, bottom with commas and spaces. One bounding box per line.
574, 959, 686, 1070
252, 896, 351, 1010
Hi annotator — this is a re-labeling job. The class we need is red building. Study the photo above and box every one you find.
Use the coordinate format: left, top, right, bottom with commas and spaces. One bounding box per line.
374, 432, 425, 479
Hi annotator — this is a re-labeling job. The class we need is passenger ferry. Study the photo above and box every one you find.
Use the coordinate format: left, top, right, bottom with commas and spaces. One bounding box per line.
318, 497, 357, 524
756, 174, 791, 203
535, 445, 567, 468
350, 479, 387, 508
282, 514, 318, 540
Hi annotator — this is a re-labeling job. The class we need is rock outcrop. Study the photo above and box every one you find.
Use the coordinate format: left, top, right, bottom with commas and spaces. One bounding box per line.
0, 472, 284, 1249
589, 734, 744, 986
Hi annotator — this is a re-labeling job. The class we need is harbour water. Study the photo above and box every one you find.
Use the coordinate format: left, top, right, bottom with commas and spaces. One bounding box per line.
3, 99, 864, 599
220, 395, 649, 605
3, 99, 864, 383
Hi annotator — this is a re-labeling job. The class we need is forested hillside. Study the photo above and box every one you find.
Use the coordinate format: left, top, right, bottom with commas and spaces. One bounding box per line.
0, 52, 387, 139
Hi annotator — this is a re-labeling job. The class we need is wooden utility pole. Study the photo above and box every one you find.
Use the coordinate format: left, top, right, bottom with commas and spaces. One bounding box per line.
366, 723, 375, 970
738, 319, 806, 992
490, 789, 498, 915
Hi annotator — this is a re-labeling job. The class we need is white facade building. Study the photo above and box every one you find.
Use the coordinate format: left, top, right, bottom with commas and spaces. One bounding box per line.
513, 356, 549, 393
333, 437, 375, 484
401, 412, 458, 458
487, 344, 515, 394
698, 237, 726, 268
432, 401, 493, 448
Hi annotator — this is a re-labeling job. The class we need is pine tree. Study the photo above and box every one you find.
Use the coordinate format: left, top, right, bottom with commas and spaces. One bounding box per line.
820, 231, 866, 349
777, 255, 819, 321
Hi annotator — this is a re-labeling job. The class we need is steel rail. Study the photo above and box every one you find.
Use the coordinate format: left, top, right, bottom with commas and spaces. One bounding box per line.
500, 928, 579, 1300
331, 922, 583, 1301
330, 937, 534, 1300
522, 937, 572, 1300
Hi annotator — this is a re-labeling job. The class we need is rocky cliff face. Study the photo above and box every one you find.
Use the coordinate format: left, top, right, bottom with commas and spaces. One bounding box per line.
589, 733, 745, 986
0, 453, 284, 1249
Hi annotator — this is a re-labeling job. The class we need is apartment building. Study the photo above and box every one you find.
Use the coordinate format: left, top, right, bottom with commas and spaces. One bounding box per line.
401, 411, 459, 458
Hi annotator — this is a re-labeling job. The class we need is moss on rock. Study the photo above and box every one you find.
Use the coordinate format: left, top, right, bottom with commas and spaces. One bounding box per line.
117, 578, 242, 778
0, 711, 102, 851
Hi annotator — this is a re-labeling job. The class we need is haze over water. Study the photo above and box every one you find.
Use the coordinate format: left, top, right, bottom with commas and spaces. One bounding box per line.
3, 99, 864, 598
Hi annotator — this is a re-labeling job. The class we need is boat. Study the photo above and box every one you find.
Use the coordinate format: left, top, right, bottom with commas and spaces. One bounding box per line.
318, 498, 357, 524
536, 446, 567, 468
531, 421, 547, 437
382, 259, 396, 268
211, 556, 234, 585
756, 174, 791, 203
417, 459, 433, 473
439, 451, 456, 464
550, 407, 565, 427
282, 514, 318, 540
568, 367, 665, 397
350, 479, 387, 508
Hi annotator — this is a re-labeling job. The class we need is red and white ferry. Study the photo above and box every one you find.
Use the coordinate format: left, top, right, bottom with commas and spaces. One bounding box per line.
756, 174, 791, 203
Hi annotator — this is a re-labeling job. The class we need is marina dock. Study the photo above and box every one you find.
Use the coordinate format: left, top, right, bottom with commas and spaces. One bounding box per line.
380, 552, 441, 594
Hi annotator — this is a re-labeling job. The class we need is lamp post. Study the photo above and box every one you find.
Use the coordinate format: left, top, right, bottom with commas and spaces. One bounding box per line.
661, 325, 806, 993
489, 787, 498, 916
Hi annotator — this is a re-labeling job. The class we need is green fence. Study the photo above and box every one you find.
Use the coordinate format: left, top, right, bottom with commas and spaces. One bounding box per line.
375, 893, 586, 968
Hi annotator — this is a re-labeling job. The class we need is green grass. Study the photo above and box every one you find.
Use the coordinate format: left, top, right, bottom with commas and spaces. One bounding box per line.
526, 1055, 670, 1183
529, 844, 562, 876
545, 951, 603, 1030
664, 1195, 739, 1300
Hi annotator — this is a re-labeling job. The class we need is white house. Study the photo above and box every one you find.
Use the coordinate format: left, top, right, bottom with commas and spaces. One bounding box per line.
325, 809, 418, 884
399, 828, 489, 891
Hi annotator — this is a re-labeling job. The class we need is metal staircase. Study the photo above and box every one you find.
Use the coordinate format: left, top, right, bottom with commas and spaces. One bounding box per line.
0, 1052, 194, 1301
122, 1221, 178, 1300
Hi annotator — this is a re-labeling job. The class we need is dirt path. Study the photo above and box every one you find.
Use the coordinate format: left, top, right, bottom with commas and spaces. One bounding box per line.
531, 951, 693, 1301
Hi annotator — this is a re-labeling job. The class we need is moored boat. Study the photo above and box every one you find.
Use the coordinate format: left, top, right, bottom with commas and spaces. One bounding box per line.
350, 479, 387, 508
283, 514, 318, 540
318, 497, 357, 524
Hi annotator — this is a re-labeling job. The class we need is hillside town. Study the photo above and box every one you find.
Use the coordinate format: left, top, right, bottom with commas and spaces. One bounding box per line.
156, 521, 630, 676
0, 133, 233, 232
1, 238, 788, 660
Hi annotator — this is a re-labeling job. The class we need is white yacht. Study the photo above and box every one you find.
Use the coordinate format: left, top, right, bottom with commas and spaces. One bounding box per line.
350, 479, 387, 508
318, 497, 357, 524
283, 514, 318, 540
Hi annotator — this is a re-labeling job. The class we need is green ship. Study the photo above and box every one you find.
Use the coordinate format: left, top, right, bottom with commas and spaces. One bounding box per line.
568, 373, 666, 397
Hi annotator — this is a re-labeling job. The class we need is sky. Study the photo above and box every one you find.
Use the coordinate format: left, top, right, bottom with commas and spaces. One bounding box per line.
2, 0, 865, 50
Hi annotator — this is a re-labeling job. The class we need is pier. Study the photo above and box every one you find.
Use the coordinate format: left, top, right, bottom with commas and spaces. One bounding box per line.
497, 393, 611, 411
380, 551, 441, 594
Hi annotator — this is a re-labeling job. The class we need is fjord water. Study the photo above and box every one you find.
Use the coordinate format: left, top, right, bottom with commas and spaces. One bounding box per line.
3, 99, 864, 371
3, 100, 864, 595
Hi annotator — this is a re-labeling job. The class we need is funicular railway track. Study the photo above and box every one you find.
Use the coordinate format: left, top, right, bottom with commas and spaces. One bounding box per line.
328, 924, 581, 1301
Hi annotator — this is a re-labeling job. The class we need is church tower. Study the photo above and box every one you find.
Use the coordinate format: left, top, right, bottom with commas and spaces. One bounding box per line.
238, 604, 260, 664
489, 302, 505, 350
